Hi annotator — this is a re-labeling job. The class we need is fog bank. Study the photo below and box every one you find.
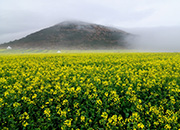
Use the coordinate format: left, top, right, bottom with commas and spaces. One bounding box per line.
124, 26, 180, 52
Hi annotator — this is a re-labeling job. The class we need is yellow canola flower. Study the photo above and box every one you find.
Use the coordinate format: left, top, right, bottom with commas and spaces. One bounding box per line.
105, 92, 108, 97
137, 123, 144, 129
0, 53, 180, 129
164, 124, 171, 129
44, 108, 51, 117
81, 116, 85, 122
13, 102, 21, 107
4, 91, 9, 97
76, 87, 81, 93
61, 111, 67, 117
0, 98, 3, 102
96, 99, 102, 106
62, 99, 68, 105
22, 121, 28, 127
101, 112, 108, 120
74, 102, 79, 108
64, 119, 73, 127
32, 94, 37, 99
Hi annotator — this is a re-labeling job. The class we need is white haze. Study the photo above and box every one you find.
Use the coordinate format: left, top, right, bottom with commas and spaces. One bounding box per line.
123, 27, 180, 52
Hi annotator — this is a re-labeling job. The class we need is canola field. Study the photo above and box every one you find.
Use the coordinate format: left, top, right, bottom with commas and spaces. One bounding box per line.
0, 53, 180, 129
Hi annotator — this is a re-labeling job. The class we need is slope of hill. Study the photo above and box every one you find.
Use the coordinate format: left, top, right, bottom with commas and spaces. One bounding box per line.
0, 21, 132, 49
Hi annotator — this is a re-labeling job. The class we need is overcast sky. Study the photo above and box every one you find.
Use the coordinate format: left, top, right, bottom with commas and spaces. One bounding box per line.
0, 0, 180, 43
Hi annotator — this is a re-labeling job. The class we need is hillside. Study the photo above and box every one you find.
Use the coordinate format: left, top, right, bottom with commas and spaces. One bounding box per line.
0, 21, 133, 49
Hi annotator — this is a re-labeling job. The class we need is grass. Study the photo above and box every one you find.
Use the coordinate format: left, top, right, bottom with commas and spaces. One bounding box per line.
0, 49, 138, 55
0, 49, 58, 54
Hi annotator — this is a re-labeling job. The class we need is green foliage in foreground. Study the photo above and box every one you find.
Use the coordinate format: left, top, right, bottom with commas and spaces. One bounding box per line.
0, 53, 180, 129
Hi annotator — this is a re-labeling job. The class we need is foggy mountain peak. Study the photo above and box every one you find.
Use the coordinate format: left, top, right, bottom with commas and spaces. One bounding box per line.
56, 20, 92, 26
0, 21, 132, 50
55, 21, 127, 33
55, 21, 97, 32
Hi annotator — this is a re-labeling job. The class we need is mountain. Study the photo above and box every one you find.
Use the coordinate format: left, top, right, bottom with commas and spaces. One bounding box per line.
0, 21, 133, 50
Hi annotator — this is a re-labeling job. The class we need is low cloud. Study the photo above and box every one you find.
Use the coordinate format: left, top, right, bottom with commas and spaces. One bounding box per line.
124, 26, 180, 52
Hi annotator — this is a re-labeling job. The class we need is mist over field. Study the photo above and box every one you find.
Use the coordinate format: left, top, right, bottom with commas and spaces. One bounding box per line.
123, 27, 180, 52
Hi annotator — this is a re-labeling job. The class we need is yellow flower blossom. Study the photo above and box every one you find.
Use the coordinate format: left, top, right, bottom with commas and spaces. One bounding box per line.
101, 112, 108, 120
44, 108, 51, 117
64, 119, 73, 127
137, 123, 144, 129
81, 116, 85, 122
22, 121, 28, 127
0, 53, 180, 129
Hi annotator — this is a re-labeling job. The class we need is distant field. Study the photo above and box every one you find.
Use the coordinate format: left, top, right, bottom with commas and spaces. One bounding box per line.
0, 49, 137, 54
0, 49, 57, 54
0, 53, 180, 129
